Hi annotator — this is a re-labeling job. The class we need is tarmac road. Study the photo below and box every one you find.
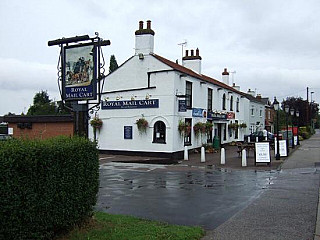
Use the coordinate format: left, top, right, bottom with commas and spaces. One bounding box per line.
96, 130, 320, 239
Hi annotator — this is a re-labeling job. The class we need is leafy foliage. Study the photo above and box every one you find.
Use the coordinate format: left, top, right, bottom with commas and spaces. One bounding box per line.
0, 136, 99, 240
109, 55, 119, 73
27, 90, 71, 115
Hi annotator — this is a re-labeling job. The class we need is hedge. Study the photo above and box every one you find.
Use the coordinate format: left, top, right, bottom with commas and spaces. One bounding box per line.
0, 136, 99, 240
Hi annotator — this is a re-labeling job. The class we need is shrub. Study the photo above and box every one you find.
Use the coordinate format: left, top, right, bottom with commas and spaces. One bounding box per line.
0, 136, 99, 240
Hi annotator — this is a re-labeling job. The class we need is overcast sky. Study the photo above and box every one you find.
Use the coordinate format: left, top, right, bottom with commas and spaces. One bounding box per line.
1, 0, 319, 115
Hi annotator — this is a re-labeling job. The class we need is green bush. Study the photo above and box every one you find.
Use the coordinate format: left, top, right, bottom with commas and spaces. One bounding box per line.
0, 136, 99, 240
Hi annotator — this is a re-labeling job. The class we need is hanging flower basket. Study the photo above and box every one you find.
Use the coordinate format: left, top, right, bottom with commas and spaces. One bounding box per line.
205, 121, 213, 135
178, 120, 191, 137
136, 118, 149, 134
228, 123, 239, 130
240, 123, 247, 128
193, 122, 206, 138
90, 117, 103, 129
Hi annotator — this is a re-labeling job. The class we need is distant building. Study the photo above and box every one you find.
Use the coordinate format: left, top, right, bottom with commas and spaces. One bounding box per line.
89, 21, 266, 159
3, 115, 74, 140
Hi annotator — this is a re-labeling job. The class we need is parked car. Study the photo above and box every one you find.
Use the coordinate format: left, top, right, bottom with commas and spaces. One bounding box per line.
244, 131, 274, 142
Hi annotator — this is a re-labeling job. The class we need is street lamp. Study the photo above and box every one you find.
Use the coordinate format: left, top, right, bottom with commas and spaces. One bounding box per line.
273, 97, 280, 160
285, 105, 290, 155
296, 110, 300, 145
290, 108, 295, 149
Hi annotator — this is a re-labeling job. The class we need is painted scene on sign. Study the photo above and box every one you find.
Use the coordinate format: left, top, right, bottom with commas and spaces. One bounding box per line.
65, 45, 94, 87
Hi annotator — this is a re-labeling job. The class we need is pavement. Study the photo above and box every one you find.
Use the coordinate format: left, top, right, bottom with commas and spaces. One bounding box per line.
98, 132, 320, 240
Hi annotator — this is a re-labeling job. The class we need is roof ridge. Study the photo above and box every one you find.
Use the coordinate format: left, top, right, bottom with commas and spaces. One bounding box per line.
151, 53, 245, 96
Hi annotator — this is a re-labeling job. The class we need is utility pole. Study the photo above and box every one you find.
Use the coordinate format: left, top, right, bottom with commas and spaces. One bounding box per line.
306, 87, 309, 126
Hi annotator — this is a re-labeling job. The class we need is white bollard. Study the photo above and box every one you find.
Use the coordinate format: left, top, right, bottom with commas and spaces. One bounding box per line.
256, 136, 259, 142
242, 149, 247, 167
248, 137, 250, 143
220, 148, 225, 165
201, 147, 206, 163
184, 146, 188, 161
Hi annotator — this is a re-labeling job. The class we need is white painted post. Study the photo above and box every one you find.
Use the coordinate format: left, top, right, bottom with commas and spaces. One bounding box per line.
242, 149, 247, 167
248, 136, 251, 143
201, 147, 206, 163
220, 148, 225, 165
256, 136, 259, 142
184, 146, 188, 161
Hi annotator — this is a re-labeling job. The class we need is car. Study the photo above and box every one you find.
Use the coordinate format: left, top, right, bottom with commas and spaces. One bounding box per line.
244, 131, 274, 142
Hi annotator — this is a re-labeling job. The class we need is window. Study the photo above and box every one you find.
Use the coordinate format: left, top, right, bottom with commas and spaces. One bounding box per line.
260, 109, 263, 117
184, 118, 192, 146
207, 88, 213, 112
153, 121, 166, 144
222, 93, 226, 110
236, 98, 239, 112
235, 120, 238, 139
230, 95, 233, 111
251, 106, 254, 116
186, 81, 192, 109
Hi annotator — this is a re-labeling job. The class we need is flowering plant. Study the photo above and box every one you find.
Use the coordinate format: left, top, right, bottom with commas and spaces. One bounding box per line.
90, 117, 103, 129
205, 121, 213, 135
228, 123, 239, 130
240, 123, 247, 128
178, 120, 191, 137
136, 118, 149, 134
193, 122, 206, 138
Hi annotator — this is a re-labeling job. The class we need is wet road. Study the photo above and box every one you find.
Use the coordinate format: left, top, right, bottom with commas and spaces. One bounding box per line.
96, 162, 280, 229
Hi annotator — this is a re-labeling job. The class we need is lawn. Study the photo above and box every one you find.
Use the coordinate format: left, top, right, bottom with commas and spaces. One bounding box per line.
56, 212, 205, 240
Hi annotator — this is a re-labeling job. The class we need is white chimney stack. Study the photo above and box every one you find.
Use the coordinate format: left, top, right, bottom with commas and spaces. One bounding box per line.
222, 68, 229, 85
247, 89, 256, 97
135, 20, 155, 55
182, 48, 202, 74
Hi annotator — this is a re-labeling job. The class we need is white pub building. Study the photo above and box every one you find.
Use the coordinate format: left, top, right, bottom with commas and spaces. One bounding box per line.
90, 21, 265, 159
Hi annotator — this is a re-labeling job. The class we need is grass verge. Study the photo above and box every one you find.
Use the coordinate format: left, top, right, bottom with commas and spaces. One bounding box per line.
56, 211, 204, 240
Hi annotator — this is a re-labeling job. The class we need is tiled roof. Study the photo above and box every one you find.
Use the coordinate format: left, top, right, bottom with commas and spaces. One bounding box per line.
151, 53, 246, 97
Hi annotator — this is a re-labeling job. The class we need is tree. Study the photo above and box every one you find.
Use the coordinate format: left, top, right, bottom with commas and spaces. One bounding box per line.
26, 90, 70, 116
109, 55, 119, 73
281, 96, 319, 128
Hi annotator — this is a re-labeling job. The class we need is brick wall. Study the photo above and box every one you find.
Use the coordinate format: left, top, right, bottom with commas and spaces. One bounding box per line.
9, 122, 74, 140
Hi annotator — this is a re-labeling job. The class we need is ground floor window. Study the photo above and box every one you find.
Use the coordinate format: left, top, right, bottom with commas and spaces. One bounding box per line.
184, 118, 192, 146
153, 121, 166, 144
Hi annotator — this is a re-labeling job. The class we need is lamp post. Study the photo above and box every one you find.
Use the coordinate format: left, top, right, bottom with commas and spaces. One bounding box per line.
273, 97, 280, 160
296, 110, 300, 145
290, 108, 295, 149
285, 105, 290, 155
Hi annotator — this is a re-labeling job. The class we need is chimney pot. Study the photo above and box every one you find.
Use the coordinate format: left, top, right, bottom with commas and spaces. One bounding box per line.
191, 49, 194, 56
185, 50, 189, 56
139, 21, 143, 30
196, 48, 199, 56
222, 68, 229, 75
147, 20, 151, 29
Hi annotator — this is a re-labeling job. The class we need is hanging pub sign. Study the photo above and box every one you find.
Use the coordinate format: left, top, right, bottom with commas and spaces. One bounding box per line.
178, 100, 187, 112
102, 99, 159, 110
62, 43, 97, 101
227, 112, 235, 119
